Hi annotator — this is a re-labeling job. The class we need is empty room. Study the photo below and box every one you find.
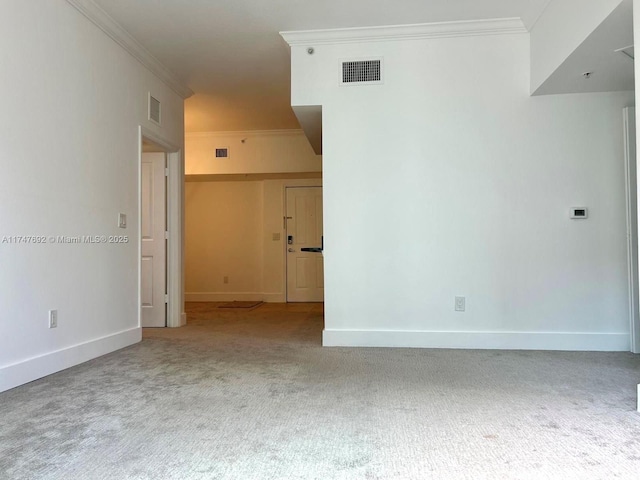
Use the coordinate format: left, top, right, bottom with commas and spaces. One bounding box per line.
1, 0, 639, 479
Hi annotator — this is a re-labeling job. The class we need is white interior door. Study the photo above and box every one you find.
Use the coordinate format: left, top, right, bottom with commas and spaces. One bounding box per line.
286, 187, 324, 302
141, 152, 167, 327
624, 107, 639, 353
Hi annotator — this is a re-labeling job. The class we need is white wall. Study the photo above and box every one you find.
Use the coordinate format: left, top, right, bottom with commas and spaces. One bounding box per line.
186, 130, 321, 175
0, 1, 184, 392
530, 0, 623, 93
185, 177, 321, 302
186, 181, 264, 299
289, 29, 633, 350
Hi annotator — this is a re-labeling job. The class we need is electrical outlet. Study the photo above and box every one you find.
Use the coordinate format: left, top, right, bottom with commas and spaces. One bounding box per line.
223, 276, 229, 284
455, 296, 466, 312
49, 310, 58, 328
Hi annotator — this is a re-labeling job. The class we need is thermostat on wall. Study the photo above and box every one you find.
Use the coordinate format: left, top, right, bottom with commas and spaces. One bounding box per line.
570, 207, 588, 219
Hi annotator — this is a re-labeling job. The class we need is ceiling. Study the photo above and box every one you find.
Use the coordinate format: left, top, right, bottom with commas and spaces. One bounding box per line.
533, 0, 634, 95
93, 0, 553, 132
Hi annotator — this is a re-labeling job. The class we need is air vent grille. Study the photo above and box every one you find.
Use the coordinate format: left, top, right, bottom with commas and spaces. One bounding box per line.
341, 59, 382, 85
149, 94, 161, 125
215, 148, 229, 158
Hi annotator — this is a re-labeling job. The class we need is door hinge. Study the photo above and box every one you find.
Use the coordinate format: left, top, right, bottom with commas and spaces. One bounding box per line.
164, 231, 169, 240
165, 167, 169, 177
165, 294, 169, 304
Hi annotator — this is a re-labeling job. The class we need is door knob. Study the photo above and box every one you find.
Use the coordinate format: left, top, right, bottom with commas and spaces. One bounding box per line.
288, 248, 295, 252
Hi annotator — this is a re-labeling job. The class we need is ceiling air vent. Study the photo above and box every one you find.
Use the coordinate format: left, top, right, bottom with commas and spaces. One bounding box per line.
148, 94, 161, 125
215, 147, 229, 159
340, 58, 383, 86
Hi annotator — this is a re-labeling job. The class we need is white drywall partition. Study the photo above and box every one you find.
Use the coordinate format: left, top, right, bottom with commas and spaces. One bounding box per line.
0, 0, 185, 392
185, 181, 265, 300
284, 23, 633, 350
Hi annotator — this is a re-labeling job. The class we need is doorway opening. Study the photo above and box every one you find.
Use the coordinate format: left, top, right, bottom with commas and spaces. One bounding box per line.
140, 148, 166, 327
139, 127, 185, 328
623, 107, 639, 353
285, 186, 324, 303
182, 131, 324, 340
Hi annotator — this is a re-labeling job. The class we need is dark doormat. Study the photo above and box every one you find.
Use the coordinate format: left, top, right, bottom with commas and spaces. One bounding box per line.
218, 301, 263, 309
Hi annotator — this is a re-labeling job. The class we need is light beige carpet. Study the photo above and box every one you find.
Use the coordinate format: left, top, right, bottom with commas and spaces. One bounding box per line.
1, 302, 639, 480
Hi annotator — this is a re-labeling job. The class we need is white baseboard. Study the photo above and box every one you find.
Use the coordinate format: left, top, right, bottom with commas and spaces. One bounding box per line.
0, 327, 141, 393
322, 329, 630, 351
263, 293, 286, 303
185, 292, 284, 303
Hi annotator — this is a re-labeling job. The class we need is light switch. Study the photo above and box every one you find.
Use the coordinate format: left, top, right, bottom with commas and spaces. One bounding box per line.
118, 213, 127, 228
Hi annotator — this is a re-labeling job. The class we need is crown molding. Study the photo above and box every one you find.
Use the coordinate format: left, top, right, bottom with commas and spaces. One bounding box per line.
66, 0, 193, 99
186, 129, 305, 138
281, 18, 527, 46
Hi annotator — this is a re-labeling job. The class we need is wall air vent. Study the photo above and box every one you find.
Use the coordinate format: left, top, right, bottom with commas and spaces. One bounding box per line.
148, 94, 161, 125
340, 58, 383, 86
215, 147, 229, 159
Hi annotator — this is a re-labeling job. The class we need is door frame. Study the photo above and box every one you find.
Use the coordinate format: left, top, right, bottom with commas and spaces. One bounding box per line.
139, 126, 186, 328
623, 107, 639, 353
